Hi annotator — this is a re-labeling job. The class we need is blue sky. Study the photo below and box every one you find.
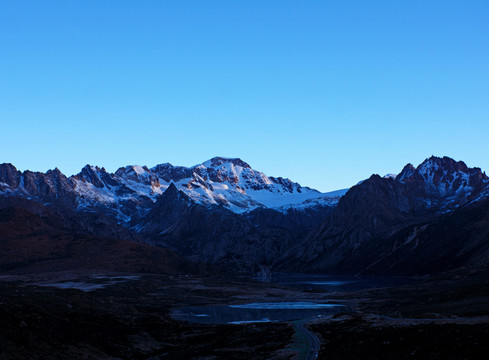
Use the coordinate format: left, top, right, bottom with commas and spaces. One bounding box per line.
1, 1, 488, 191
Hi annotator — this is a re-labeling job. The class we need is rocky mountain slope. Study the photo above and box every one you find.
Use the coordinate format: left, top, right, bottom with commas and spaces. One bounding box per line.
279, 156, 489, 275
0, 200, 198, 274
0, 157, 338, 274
133, 183, 333, 275
2, 155, 489, 276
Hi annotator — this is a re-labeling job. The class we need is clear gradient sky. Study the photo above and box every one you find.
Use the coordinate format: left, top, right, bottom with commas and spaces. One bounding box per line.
1, 1, 488, 192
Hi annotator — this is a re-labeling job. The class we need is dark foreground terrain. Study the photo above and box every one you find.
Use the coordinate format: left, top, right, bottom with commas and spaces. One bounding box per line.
1, 190, 489, 359
0, 273, 296, 359
1, 267, 489, 359
310, 267, 489, 359
313, 319, 489, 360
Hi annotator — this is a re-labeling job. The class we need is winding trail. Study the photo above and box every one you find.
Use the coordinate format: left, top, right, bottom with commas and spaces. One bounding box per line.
296, 319, 321, 360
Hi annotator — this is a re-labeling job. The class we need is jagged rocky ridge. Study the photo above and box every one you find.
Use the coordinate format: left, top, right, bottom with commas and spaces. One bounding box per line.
278, 156, 489, 275
0, 157, 338, 274
0, 157, 344, 222
1, 155, 489, 276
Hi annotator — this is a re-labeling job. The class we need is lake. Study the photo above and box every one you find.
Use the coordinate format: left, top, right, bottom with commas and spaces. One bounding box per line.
171, 301, 344, 324
259, 273, 414, 292
172, 274, 414, 324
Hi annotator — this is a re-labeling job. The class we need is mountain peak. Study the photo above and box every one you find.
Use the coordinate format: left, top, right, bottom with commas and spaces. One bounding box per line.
165, 182, 178, 194
79, 164, 107, 174
418, 156, 469, 173
415, 156, 488, 181
396, 163, 416, 182
46, 167, 62, 175
396, 156, 488, 200
75, 165, 111, 188
160, 182, 192, 204
115, 165, 150, 179
202, 157, 251, 169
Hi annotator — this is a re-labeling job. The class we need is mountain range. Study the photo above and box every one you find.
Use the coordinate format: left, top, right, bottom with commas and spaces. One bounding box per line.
0, 156, 345, 218
1, 155, 488, 276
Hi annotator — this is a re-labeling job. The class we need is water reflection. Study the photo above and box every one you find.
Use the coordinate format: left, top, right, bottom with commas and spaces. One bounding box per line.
172, 302, 344, 324
172, 275, 415, 324
229, 302, 342, 309
259, 274, 414, 292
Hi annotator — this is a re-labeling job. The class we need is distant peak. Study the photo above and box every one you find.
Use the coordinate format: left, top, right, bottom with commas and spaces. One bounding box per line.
383, 173, 397, 180
0, 163, 18, 172
81, 164, 105, 173
46, 167, 63, 176
202, 157, 251, 169
420, 155, 466, 166
152, 162, 172, 169
395, 156, 488, 191
396, 163, 416, 182
418, 156, 469, 173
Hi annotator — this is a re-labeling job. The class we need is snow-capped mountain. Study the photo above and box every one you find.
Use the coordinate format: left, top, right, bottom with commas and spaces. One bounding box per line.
396, 156, 488, 209
2, 155, 489, 276
157, 157, 346, 212
281, 156, 489, 275
0, 157, 345, 221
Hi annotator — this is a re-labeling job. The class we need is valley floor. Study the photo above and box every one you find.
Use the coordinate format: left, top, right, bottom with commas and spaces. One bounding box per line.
1, 268, 489, 359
